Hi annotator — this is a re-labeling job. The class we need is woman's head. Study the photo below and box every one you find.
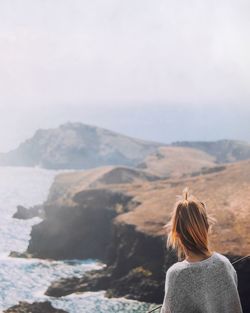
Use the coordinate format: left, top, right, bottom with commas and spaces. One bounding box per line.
164, 188, 216, 260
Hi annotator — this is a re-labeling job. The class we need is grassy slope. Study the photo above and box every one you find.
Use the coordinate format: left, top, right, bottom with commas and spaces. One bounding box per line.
112, 160, 250, 256
137, 146, 216, 177
49, 159, 250, 256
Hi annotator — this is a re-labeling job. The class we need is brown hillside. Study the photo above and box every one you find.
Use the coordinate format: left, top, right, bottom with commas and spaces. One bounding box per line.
46, 165, 160, 205
114, 160, 250, 256
136, 146, 216, 177
46, 160, 250, 256
26, 159, 250, 310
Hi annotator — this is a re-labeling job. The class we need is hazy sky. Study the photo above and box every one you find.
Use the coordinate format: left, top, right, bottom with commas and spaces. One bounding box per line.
0, 0, 249, 152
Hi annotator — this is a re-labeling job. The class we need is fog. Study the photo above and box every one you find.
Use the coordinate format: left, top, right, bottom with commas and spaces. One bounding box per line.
0, 0, 249, 151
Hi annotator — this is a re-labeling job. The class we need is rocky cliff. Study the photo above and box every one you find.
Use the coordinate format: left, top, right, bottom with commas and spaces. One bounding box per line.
45, 222, 174, 304
13, 162, 250, 311
27, 188, 138, 260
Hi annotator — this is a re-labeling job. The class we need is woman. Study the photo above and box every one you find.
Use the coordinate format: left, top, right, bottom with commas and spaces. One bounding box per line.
160, 188, 243, 313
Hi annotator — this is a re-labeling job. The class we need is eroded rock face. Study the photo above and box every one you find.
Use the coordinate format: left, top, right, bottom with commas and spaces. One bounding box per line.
26, 189, 137, 261
3, 301, 68, 313
46, 223, 177, 304
45, 224, 250, 311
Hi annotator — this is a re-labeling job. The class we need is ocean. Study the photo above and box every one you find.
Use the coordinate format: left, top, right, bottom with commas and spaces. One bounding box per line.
0, 166, 156, 313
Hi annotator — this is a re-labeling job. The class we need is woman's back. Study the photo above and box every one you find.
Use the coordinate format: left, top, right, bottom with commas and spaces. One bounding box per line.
160, 251, 243, 313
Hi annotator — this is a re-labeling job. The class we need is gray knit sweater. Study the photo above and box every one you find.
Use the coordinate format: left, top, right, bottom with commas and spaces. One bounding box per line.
160, 252, 243, 313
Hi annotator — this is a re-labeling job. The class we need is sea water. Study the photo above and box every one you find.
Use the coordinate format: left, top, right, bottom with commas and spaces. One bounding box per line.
0, 167, 156, 312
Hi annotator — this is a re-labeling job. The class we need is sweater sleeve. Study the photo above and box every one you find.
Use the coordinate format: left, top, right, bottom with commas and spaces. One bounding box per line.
160, 272, 171, 313
160, 268, 192, 313
160, 267, 189, 313
233, 268, 238, 287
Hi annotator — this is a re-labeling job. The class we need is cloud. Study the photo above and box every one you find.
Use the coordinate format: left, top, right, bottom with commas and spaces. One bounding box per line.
0, 0, 249, 106
0, 0, 249, 151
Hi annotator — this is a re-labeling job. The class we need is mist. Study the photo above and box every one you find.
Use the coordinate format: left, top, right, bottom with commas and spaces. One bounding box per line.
0, 0, 249, 150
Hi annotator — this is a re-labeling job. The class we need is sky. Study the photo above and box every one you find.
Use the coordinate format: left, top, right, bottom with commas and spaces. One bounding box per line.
0, 0, 249, 152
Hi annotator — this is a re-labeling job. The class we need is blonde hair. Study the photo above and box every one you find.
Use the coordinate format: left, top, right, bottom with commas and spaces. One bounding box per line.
164, 188, 216, 260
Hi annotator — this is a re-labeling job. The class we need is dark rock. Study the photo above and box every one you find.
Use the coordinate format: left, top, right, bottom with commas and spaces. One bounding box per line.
105, 266, 164, 303
46, 223, 172, 304
46, 265, 164, 303
226, 255, 250, 313
9, 251, 34, 258
13, 204, 44, 220
26, 189, 137, 261
45, 221, 250, 311
46, 268, 112, 297
3, 301, 68, 313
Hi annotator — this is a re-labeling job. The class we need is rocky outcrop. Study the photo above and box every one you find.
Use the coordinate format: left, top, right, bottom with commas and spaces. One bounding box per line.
26, 188, 139, 261
45, 225, 250, 311
46, 222, 175, 304
0, 122, 165, 169
13, 204, 44, 219
9, 251, 34, 258
10, 165, 159, 260
4, 301, 68, 313
13, 160, 250, 311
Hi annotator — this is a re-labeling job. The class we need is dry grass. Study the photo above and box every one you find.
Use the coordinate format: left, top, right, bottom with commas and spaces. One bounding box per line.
113, 160, 250, 256
137, 146, 216, 177
51, 159, 250, 256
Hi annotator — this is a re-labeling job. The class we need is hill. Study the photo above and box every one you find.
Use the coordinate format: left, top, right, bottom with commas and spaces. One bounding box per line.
46, 165, 160, 205
136, 146, 216, 178
117, 159, 250, 256
1, 123, 250, 171
0, 122, 165, 169
172, 139, 250, 163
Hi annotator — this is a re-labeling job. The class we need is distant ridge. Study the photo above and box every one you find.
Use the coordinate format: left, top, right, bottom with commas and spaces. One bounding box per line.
0, 122, 250, 170
172, 139, 250, 163
0, 122, 167, 169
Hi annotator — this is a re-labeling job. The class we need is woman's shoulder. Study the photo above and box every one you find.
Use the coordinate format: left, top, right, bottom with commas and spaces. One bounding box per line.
212, 252, 236, 269
166, 251, 233, 276
213, 252, 237, 272
213, 251, 229, 261
165, 260, 189, 278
